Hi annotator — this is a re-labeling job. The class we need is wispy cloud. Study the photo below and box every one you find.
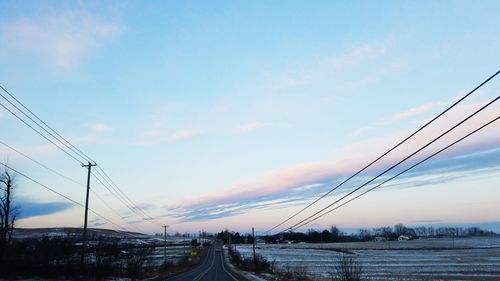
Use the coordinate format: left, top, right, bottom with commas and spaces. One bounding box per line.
68, 122, 115, 146
135, 127, 204, 145
17, 200, 74, 220
168, 147, 500, 223
89, 123, 112, 133
322, 44, 388, 71
88, 217, 107, 227
353, 100, 446, 136
233, 122, 273, 134
170, 128, 203, 140
164, 95, 500, 222
268, 40, 394, 91
0, 11, 120, 70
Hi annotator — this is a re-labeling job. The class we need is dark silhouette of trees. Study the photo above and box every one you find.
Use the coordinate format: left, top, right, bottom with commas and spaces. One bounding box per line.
217, 229, 253, 244
0, 167, 18, 260
330, 226, 340, 241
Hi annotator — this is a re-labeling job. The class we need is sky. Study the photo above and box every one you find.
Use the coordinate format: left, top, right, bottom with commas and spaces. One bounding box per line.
0, 0, 499, 235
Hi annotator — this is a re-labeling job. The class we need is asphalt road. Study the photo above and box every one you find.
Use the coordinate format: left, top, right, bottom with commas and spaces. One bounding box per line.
166, 242, 247, 281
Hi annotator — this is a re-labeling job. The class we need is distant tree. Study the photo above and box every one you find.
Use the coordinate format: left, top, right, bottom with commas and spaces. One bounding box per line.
426, 226, 435, 237
413, 226, 427, 237
357, 229, 372, 241
0, 167, 18, 259
322, 229, 331, 243
393, 224, 407, 236
234, 232, 241, 244
307, 229, 321, 243
245, 234, 254, 244
330, 226, 340, 242
190, 239, 200, 248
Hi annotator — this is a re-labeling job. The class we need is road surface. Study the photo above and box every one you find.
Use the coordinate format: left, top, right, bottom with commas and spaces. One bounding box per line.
166, 242, 247, 281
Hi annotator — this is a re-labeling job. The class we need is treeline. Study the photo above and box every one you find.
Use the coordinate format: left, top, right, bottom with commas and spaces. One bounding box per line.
263, 224, 497, 244
216, 230, 255, 244
0, 236, 203, 279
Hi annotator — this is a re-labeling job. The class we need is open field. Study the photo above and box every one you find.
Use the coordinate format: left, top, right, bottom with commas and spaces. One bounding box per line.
235, 237, 500, 280
150, 245, 197, 265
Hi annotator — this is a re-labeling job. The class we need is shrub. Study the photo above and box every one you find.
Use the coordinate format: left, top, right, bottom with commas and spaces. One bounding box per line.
276, 266, 313, 281
329, 254, 363, 281
227, 246, 273, 273
125, 247, 154, 278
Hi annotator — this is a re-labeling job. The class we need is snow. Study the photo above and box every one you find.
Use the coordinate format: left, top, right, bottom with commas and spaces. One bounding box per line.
223, 248, 267, 281
232, 237, 500, 280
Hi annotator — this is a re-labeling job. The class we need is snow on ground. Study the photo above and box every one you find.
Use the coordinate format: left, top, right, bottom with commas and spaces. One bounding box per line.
223, 248, 268, 281
149, 245, 194, 265
233, 237, 500, 280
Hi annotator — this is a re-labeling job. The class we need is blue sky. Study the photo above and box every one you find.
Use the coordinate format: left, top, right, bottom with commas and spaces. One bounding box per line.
0, 1, 499, 234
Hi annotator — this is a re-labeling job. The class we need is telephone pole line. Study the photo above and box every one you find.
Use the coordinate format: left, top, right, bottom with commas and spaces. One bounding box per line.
163, 225, 168, 262
81, 161, 97, 264
252, 227, 256, 270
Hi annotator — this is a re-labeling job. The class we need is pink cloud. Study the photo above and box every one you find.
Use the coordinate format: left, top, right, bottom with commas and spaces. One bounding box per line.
170, 96, 500, 218
353, 100, 446, 137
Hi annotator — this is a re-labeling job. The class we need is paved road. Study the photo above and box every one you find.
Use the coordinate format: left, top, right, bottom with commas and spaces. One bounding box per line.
166, 242, 246, 281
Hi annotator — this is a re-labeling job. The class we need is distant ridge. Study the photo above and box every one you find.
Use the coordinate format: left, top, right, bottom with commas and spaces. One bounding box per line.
12, 227, 147, 239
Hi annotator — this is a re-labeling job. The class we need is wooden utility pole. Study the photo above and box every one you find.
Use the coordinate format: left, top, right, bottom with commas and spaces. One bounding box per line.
81, 162, 97, 265
183, 233, 186, 256
163, 225, 168, 261
252, 227, 256, 270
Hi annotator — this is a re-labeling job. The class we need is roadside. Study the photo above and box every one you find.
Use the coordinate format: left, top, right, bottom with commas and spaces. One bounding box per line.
223, 246, 268, 281
148, 246, 208, 280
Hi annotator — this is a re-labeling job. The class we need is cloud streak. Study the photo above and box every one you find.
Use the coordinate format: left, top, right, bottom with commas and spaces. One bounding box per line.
353, 100, 446, 136
164, 95, 500, 222
170, 128, 203, 141
136, 127, 204, 145
17, 200, 74, 220
233, 122, 273, 134
0, 11, 120, 70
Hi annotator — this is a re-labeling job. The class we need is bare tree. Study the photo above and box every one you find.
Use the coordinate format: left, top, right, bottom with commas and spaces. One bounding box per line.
0, 167, 18, 259
330, 254, 363, 281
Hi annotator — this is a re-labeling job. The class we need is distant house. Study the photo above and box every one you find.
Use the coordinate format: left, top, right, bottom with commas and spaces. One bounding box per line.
373, 236, 387, 242
275, 239, 293, 244
398, 235, 411, 241
255, 238, 266, 244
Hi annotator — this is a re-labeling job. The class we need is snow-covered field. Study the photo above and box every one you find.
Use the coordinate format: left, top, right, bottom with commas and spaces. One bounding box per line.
235, 237, 500, 280
149, 245, 195, 265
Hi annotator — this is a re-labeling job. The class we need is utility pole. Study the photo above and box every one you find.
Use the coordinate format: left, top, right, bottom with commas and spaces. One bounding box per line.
183, 233, 186, 256
163, 225, 168, 262
252, 227, 256, 270
81, 162, 97, 265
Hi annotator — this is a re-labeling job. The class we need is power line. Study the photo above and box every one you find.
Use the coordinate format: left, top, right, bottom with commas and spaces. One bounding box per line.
94, 166, 159, 222
0, 85, 94, 163
0, 89, 88, 163
290, 114, 500, 231
0, 161, 126, 230
90, 171, 157, 226
0, 138, 146, 232
0, 161, 83, 206
279, 95, 499, 234
0, 139, 82, 186
92, 168, 143, 217
0, 85, 162, 228
90, 189, 144, 233
265, 70, 500, 234
0, 101, 84, 164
